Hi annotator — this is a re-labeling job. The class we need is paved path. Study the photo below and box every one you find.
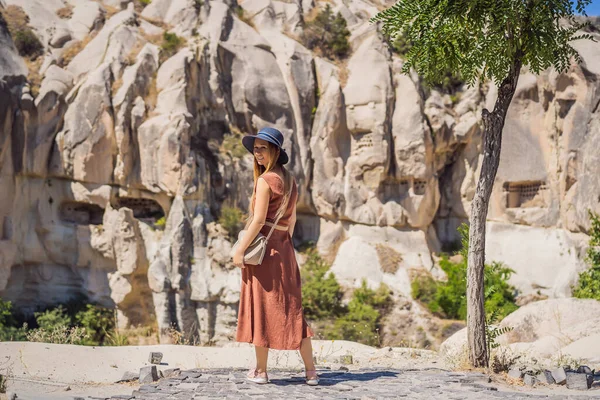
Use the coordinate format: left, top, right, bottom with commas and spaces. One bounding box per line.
96, 368, 600, 400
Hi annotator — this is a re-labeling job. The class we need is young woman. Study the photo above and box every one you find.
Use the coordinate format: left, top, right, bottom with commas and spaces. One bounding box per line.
232, 127, 319, 386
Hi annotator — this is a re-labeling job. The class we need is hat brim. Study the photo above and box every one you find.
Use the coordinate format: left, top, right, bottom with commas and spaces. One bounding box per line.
242, 135, 289, 165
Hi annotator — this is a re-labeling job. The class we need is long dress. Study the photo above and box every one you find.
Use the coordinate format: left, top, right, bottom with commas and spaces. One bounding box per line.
236, 171, 314, 350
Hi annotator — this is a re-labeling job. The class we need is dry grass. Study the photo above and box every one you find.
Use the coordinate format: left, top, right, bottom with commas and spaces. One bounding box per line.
111, 77, 123, 96
235, 7, 255, 28
59, 34, 93, 67
1, 5, 28, 31
141, 15, 168, 29
125, 38, 146, 65
103, 3, 120, 19
25, 57, 43, 97
375, 244, 402, 274
304, 5, 322, 23
56, 5, 74, 19
324, 234, 346, 265
1, 5, 44, 60
338, 60, 349, 87
144, 75, 158, 111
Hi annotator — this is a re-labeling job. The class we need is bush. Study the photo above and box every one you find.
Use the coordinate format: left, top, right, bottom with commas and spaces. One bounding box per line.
301, 249, 344, 320
324, 280, 391, 346
385, 29, 412, 58
220, 128, 248, 159
0, 5, 43, 60
0, 299, 27, 341
218, 206, 245, 241
300, 5, 350, 60
34, 306, 71, 330
412, 224, 518, 321
160, 32, 184, 61
572, 211, 600, 300
75, 304, 115, 345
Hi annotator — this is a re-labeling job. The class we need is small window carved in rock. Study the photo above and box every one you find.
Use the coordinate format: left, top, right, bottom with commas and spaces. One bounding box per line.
352, 132, 375, 155
59, 202, 104, 225
413, 179, 427, 195
114, 197, 165, 221
380, 179, 410, 202
503, 181, 548, 208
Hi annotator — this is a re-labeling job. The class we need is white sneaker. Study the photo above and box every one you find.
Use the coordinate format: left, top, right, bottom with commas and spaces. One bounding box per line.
305, 370, 319, 386
246, 368, 269, 384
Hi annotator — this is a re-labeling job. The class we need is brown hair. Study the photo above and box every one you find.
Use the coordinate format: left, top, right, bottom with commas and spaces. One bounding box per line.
245, 141, 293, 228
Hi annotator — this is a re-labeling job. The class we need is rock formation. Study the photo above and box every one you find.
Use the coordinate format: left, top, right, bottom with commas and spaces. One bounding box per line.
1, 0, 599, 345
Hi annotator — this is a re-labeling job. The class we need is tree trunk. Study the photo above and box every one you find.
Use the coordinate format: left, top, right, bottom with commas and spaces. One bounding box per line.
467, 58, 522, 368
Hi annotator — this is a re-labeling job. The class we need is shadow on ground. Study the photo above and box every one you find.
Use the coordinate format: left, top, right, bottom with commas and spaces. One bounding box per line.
269, 370, 400, 386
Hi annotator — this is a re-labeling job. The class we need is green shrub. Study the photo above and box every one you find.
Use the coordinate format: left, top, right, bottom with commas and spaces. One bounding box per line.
299, 247, 392, 346
410, 272, 439, 314
160, 32, 184, 61
301, 249, 344, 319
219, 206, 245, 241
14, 28, 43, 59
301, 5, 350, 60
0, 299, 27, 341
572, 211, 600, 300
34, 306, 71, 330
75, 304, 115, 345
386, 29, 412, 57
412, 224, 518, 321
220, 130, 248, 159
154, 216, 166, 230
324, 280, 391, 346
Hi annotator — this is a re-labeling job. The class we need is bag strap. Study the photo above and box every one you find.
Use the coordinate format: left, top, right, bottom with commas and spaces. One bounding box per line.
264, 177, 292, 242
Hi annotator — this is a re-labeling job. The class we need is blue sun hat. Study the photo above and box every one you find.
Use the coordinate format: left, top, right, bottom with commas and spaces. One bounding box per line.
242, 127, 289, 165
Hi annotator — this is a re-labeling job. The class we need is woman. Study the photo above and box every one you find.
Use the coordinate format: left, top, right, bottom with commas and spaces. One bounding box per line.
232, 127, 319, 386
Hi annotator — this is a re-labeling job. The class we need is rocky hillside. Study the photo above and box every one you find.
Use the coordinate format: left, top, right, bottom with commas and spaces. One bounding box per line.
1, 0, 599, 345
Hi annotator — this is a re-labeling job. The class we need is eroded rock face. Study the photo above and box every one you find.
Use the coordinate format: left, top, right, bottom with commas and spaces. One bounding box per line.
1, 0, 599, 345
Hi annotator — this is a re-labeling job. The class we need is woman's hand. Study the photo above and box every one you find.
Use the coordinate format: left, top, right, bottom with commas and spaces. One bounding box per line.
233, 249, 245, 269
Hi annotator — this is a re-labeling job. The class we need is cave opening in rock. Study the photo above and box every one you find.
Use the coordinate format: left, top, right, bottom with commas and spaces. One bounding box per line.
413, 179, 427, 195
503, 181, 548, 208
59, 202, 105, 225
113, 197, 165, 222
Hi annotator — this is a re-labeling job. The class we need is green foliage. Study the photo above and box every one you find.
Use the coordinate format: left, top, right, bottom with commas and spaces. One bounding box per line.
300, 249, 391, 346
301, 248, 343, 320
301, 5, 351, 60
387, 29, 412, 57
75, 304, 115, 345
220, 129, 248, 159
485, 308, 513, 354
14, 28, 43, 59
410, 273, 439, 313
412, 224, 518, 321
372, 0, 595, 86
0, 373, 6, 394
0, 299, 27, 341
218, 206, 245, 241
323, 280, 391, 346
160, 32, 184, 60
572, 210, 600, 300
139, 0, 151, 5
34, 306, 71, 330
1, 300, 119, 346
154, 216, 166, 229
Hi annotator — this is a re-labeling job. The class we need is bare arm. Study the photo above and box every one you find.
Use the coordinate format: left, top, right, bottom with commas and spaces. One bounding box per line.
288, 201, 297, 237
235, 177, 270, 256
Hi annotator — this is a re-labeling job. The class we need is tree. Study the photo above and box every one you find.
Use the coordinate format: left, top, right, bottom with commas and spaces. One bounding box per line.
301, 4, 351, 60
372, 1, 593, 367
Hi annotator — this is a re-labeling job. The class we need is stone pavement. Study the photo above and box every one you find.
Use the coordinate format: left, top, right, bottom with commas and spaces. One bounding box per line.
99, 368, 600, 400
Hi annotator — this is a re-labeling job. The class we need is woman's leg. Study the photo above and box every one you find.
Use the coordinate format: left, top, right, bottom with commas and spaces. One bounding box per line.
299, 337, 316, 371
254, 345, 269, 373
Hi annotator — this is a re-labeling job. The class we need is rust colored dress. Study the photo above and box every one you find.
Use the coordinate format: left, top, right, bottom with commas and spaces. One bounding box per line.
236, 171, 314, 350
